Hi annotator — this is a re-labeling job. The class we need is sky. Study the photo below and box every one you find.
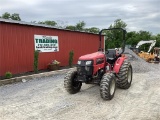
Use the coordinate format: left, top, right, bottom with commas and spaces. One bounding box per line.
0, 0, 160, 34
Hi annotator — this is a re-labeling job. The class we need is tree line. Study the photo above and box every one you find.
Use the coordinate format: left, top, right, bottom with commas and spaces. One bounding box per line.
1, 12, 160, 51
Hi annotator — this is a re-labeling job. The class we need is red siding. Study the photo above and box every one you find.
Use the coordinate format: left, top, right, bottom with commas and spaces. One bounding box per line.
0, 22, 104, 76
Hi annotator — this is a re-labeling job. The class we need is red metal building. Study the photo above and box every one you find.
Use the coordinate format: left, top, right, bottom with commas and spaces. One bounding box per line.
0, 18, 104, 76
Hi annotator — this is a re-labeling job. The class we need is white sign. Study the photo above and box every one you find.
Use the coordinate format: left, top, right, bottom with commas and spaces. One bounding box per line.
34, 35, 59, 52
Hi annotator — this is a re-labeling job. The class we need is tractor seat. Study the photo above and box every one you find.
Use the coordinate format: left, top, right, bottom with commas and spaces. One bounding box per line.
106, 49, 117, 64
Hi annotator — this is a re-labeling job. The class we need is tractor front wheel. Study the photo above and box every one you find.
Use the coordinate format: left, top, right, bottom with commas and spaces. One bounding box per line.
100, 73, 116, 100
116, 60, 133, 89
64, 70, 82, 94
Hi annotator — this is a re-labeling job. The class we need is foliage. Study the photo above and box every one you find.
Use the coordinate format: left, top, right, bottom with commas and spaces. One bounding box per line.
126, 31, 139, 46
104, 19, 127, 49
65, 21, 86, 31
69, 50, 74, 67
85, 27, 100, 33
10, 13, 21, 21
155, 34, 160, 47
1, 12, 10, 19
65, 25, 76, 30
75, 21, 85, 31
5, 71, 12, 79
139, 30, 151, 40
38, 20, 57, 26
34, 50, 39, 73
65, 21, 100, 34
1, 12, 21, 21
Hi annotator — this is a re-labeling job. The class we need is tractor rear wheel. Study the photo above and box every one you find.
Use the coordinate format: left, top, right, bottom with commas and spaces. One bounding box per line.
100, 73, 116, 100
64, 70, 82, 94
116, 60, 132, 89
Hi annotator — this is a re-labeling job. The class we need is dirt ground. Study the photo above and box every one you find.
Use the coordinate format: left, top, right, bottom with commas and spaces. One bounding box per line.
0, 64, 160, 120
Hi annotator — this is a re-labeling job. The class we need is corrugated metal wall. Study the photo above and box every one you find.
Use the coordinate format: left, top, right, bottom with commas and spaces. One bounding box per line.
0, 22, 104, 76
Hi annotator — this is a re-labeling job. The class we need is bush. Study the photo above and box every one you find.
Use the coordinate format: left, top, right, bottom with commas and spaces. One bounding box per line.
69, 50, 74, 67
34, 50, 39, 73
5, 72, 12, 79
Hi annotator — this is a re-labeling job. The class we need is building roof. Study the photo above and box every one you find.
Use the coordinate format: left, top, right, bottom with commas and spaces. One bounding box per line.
0, 18, 98, 35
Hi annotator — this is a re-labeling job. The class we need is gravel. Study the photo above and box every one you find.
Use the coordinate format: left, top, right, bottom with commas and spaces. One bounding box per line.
0, 49, 160, 120
124, 48, 159, 73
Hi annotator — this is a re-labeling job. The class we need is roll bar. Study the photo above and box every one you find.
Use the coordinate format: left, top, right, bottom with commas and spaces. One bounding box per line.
99, 28, 126, 55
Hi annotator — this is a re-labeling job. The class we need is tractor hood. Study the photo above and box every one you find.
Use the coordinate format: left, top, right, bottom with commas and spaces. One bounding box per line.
79, 52, 105, 60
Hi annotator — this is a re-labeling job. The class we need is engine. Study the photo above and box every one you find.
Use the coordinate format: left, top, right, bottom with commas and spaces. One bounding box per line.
76, 52, 106, 83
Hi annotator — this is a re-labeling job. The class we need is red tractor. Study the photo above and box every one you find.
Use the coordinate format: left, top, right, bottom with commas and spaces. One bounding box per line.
64, 28, 133, 100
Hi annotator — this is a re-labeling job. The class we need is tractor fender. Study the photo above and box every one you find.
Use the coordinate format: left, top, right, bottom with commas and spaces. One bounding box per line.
113, 57, 126, 73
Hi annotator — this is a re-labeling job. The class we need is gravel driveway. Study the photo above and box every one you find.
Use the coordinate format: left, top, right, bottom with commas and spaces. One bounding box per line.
0, 70, 160, 120
0, 49, 160, 120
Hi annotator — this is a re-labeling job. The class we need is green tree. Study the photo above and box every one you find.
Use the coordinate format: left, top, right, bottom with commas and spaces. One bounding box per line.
65, 21, 86, 31
75, 21, 85, 31
111, 19, 127, 28
1, 12, 11, 19
85, 27, 100, 33
126, 31, 139, 46
105, 19, 127, 49
65, 25, 76, 30
10, 13, 21, 21
155, 34, 160, 47
1, 12, 21, 21
38, 20, 57, 26
138, 30, 151, 40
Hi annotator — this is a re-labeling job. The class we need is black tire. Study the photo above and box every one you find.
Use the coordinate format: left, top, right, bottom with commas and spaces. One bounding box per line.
100, 73, 116, 100
116, 60, 133, 89
64, 70, 82, 94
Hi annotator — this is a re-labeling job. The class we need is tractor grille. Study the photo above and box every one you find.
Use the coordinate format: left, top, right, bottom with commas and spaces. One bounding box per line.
77, 66, 93, 76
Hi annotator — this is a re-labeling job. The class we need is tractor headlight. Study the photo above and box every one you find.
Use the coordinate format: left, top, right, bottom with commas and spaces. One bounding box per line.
77, 61, 81, 65
86, 61, 92, 65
